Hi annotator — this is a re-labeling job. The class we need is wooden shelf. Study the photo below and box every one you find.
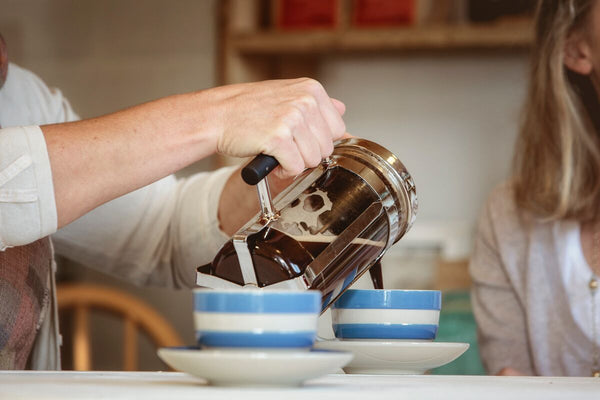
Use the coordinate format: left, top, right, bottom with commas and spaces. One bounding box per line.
215, 0, 534, 167
231, 22, 533, 55
217, 1, 533, 87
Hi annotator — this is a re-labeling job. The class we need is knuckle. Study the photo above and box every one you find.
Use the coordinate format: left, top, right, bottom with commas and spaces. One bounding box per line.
301, 78, 324, 94
273, 125, 293, 144
297, 94, 318, 110
264, 126, 292, 155
284, 106, 304, 126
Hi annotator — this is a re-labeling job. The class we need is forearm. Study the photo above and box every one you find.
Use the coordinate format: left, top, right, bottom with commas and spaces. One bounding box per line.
43, 92, 216, 228
44, 77, 345, 231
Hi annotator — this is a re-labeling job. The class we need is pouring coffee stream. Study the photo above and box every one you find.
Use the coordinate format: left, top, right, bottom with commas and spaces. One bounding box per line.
196, 139, 418, 311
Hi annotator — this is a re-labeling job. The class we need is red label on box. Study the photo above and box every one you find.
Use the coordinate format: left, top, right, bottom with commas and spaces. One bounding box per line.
277, 0, 338, 29
353, 0, 415, 27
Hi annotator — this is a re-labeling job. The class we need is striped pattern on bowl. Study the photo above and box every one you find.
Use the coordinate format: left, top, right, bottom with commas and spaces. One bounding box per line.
331, 289, 441, 340
193, 289, 321, 348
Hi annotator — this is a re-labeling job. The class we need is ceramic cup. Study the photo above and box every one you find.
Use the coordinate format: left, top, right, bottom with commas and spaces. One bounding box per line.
330, 289, 441, 340
193, 288, 321, 348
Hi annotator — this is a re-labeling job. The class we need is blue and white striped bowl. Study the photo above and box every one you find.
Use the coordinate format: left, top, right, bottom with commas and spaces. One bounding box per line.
193, 289, 321, 349
331, 289, 441, 340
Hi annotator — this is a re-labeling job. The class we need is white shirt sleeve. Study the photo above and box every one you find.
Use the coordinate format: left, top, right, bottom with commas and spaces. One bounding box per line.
0, 64, 80, 250
51, 166, 237, 288
0, 126, 57, 250
1, 63, 237, 289
0, 64, 79, 127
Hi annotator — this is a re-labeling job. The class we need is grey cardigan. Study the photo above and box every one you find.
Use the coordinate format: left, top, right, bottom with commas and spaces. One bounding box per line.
470, 183, 599, 376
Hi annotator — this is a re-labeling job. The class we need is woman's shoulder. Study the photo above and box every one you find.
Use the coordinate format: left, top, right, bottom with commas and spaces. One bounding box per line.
482, 181, 524, 227
479, 181, 546, 245
480, 181, 561, 250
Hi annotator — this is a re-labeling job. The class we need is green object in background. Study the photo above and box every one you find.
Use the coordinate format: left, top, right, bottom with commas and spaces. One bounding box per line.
432, 290, 486, 375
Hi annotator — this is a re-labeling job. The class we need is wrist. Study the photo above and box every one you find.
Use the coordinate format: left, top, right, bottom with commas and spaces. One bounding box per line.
183, 89, 225, 157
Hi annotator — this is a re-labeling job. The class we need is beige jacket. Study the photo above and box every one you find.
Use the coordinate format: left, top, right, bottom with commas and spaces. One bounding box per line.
470, 183, 600, 376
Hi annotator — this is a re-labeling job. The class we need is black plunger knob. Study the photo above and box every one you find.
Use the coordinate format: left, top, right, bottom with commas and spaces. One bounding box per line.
241, 154, 279, 185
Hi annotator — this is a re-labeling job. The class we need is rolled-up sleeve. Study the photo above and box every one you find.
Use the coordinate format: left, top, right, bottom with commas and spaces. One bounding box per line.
0, 125, 57, 250
52, 166, 237, 288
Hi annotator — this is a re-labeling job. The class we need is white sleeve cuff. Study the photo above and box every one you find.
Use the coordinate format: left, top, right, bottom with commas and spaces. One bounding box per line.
0, 125, 57, 249
176, 166, 238, 267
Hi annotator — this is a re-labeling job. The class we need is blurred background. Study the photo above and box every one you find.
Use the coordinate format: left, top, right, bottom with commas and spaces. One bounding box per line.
1, 0, 534, 373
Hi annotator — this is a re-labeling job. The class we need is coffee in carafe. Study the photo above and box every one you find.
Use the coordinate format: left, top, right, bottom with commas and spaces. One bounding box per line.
197, 138, 417, 311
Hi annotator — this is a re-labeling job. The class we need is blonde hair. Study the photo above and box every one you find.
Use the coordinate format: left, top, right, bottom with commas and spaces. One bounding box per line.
513, 0, 600, 220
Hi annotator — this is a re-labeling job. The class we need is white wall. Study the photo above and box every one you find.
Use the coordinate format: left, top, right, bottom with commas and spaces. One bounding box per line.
1, 0, 216, 118
320, 54, 528, 258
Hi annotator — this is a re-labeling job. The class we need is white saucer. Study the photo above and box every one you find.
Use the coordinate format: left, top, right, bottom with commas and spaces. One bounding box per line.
157, 347, 353, 387
314, 340, 469, 375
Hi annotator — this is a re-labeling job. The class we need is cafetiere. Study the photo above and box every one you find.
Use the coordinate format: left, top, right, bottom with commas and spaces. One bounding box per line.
196, 138, 417, 311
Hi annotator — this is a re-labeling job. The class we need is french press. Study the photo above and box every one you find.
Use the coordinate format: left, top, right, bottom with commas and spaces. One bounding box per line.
196, 138, 417, 311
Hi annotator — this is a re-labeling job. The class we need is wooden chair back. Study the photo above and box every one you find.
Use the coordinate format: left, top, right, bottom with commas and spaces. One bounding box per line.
57, 283, 184, 371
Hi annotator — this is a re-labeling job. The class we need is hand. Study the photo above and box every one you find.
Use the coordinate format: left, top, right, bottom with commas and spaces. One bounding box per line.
496, 367, 526, 376
204, 78, 346, 179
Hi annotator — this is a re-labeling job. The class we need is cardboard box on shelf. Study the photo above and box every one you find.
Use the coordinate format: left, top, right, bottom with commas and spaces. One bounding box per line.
274, 0, 338, 30
352, 0, 416, 27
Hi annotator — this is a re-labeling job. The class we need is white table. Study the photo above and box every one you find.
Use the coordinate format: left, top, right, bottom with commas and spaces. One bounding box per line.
1, 371, 599, 400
